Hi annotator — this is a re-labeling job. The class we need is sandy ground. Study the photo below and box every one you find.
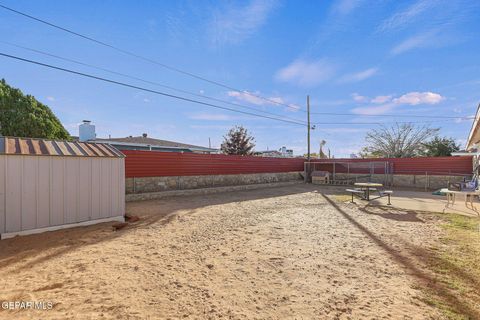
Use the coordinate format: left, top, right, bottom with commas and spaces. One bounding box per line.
0, 184, 446, 319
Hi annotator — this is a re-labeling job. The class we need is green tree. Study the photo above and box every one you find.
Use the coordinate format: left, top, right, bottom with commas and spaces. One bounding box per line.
221, 126, 255, 155
0, 79, 70, 139
422, 137, 460, 157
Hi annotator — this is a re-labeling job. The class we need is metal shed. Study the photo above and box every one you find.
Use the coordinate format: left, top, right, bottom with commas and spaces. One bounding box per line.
0, 136, 125, 239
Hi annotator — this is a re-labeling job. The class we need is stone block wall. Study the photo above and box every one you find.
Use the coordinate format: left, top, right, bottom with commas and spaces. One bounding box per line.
126, 172, 303, 194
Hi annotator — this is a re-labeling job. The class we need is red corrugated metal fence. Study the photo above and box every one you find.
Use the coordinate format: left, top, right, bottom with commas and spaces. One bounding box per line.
389, 156, 472, 175
310, 156, 473, 176
123, 150, 305, 178
123, 151, 473, 178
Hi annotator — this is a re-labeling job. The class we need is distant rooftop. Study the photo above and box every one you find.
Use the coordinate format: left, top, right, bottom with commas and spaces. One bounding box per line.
94, 134, 218, 152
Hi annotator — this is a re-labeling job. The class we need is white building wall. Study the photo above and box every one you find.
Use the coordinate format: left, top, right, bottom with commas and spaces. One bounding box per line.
79, 121, 96, 142
0, 155, 125, 237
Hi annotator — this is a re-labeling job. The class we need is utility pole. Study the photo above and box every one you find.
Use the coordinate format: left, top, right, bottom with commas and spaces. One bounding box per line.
307, 95, 311, 161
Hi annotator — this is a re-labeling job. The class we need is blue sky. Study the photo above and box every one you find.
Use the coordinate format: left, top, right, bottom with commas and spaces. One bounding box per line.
1, 0, 479, 157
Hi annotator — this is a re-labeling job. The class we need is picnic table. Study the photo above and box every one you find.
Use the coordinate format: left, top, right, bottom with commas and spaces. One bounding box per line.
354, 183, 384, 201
439, 188, 480, 211
346, 182, 392, 205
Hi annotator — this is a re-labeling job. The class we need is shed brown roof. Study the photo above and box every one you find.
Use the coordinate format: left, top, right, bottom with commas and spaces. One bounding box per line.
0, 137, 124, 157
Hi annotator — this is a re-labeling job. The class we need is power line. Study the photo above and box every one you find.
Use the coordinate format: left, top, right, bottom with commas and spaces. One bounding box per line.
2, 41, 391, 126
310, 111, 474, 120
1, 41, 472, 125
0, 52, 470, 126
0, 3, 304, 112
0, 52, 308, 126
1, 4, 473, 122
1, 4, 471, 121
0, 40, 309, 125
312, 119, 463, 125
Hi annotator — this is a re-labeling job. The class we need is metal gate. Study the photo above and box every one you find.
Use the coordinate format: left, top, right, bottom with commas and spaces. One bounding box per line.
304, 161, 391, 186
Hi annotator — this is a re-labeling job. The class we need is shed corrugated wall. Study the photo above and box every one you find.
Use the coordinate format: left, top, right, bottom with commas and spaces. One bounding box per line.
123, 150, 305, 178
0, 155, 125, 235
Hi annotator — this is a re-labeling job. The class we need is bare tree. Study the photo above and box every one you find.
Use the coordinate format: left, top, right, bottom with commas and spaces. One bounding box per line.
360, 123, 439, 158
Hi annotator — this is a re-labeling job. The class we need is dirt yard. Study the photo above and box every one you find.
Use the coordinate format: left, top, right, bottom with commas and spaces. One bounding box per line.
0, 184, 476, 319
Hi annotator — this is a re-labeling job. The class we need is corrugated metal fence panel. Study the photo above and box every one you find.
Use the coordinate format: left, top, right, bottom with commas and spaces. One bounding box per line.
78, 158, 92, 222
1, 155, 125, 234
50, 157, 64, 226
100, 159, 111, 219
65, 158, 79, 224
123, 150, 305, 177
124, 151, 472, 178
119, 158, 126, 216
390, 156, 473, 175
0, 156, 5, 233
91, 160, 102, 220
22, 158, 37, 230
37, 157, 50, 229
6, 157, 22, 232
310, 156, 473, 176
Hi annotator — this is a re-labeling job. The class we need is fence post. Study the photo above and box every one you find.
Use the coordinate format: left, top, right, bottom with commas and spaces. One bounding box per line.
333, 162, 336, 183
304, 162, 307, 183
425, 172, 428, 191
370, 162, 373, 182
390, 163, 394, 187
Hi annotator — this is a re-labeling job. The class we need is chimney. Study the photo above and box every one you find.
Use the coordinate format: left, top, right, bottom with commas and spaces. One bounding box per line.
79, 120, 96, 142
142, 133, 147, 138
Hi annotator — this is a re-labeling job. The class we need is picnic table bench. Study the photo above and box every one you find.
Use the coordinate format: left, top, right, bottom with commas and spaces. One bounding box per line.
346, 183, 392, 205
346, 189, 365, 203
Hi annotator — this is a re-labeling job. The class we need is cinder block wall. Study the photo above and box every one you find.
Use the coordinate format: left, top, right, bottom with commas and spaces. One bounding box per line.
126, 172, 303, 194
334, 173, 465, 190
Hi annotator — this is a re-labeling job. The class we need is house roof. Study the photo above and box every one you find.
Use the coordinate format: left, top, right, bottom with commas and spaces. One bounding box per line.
0, 136, 124, 157
452, 149, 480, 156
95, 136, 217, 152
466, 103, 480, 150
